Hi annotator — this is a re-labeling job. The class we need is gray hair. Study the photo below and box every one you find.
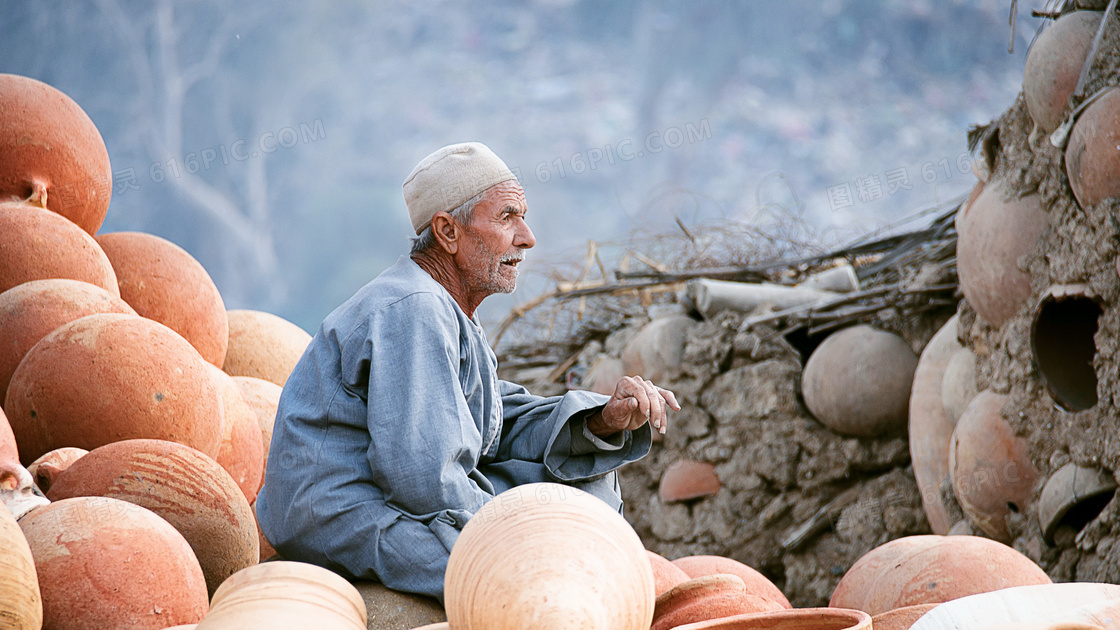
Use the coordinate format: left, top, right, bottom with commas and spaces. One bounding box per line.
409, 190, 486, 255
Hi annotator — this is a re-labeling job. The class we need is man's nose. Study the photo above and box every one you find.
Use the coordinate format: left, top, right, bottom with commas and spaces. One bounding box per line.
515, 219, 536, 249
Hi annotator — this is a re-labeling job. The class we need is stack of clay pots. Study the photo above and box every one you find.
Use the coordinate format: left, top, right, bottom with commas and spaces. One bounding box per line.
0, 72, 316, 628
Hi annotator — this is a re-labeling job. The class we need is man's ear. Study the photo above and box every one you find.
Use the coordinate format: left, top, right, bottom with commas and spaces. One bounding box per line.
430, 211, 460, 255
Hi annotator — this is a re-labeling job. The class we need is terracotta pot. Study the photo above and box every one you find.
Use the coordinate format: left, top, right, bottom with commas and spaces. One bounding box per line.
1067, 87, 1120, 208
209, 365, 265, 501
97, 232, 229, 368
909, 583, 1120, 630
659, 459, 721, 503
0, 74, 112, 235
583, 355, 625, 396
197, 561, 366, 629
940, 348, 978, 426
802, 325, 918, 437
949, 391, 1039, 541
672, 555, 790, 608
444, 482, 654, 630
1030, 285, 1103, 412
857, 535, 1051, 616
223, 309, 313, 387
0, 500, 42, 629
955, 178, 1047, 328
1024, 11, 1103, 134
353, 580, 447, 630
26, 446, 87, 494
0, 201, 119, 296
830, 535, 943, 610
162, 626, 198, 630
909, 316, 962, 535
871, 604, 939, 630
621, 314, 697, 384
5, 313, 223, 463
652, 574, 783, 630
670, 607, 872, 630
1038, 463, 1117, 545
233, 375, 282, 483
0, 279, 135, 403
47, 439, 258, 598
0, 406, 49, 520
20, 496, 208, 629
648, 550, 691, 597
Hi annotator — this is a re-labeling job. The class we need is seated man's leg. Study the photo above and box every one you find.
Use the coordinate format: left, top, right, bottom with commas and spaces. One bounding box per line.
565, 470, 624, 514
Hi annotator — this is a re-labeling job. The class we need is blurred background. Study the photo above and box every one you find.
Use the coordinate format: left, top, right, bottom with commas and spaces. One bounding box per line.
1, 0, 1046, 333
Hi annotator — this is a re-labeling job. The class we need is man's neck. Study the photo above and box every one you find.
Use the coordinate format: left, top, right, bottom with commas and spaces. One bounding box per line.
410, 251, 483, 318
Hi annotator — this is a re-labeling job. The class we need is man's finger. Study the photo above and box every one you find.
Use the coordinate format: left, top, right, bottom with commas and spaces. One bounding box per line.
632, 381, 651, 425
657, 386, 682, 411
644, 379, 665, 432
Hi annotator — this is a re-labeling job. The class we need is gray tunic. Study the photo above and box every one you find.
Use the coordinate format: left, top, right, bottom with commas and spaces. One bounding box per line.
256, 256, 651, 600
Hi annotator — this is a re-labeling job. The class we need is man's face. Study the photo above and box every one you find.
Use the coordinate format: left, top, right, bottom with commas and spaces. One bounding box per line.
458, 180, 536, 296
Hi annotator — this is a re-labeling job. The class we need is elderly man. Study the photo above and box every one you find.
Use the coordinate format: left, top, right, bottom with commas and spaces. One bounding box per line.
257, 142, 677, 600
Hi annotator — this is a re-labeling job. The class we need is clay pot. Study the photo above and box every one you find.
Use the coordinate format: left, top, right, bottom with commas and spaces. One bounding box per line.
802, 325, 918, 437
871, 604, 938, 630
940, 348, 979, 426
196, 561, 366, 629
1038, 463, 1117, 545
0, 499, 42, 629
233, 376, 282, 483
97, 232, 229, 368
1023, 11, 1102, 134
621, 314, 697, 384
830, 535, 943, 610
0, 201, 119, 296
26, 446, 87, 494
955, 179, 1047, 328
908, 316, 962, 535
669, 607, 872, 630
908, 583, 1120, 630
5, 313, 224, 464
583, 355, 625, 396
0, 74, 112, 235
1030, 285, 1103, 412
672, 555, 790, 609
0, 279, 135, 403
223, 309, 313, 386
659, 459, 721, 503
839, 535, 1051, 616
1067, 87, 1120, 208
949, 391, 1039, 542
354, 580, 447, 630
444, 482, 654, 630
0, 406, 49, 520
47, 439, 259, 598
20, 496, 208, 629
648, 551, 691, 597
209, 365, 265, 501
652, 574, 783, 630
251, 498, 278, 562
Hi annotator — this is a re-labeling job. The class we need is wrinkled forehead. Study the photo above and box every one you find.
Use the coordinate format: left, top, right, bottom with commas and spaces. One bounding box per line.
479, 180, 528, 215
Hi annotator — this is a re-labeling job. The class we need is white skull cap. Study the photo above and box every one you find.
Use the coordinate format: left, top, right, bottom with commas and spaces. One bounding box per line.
403, 142, 518, 235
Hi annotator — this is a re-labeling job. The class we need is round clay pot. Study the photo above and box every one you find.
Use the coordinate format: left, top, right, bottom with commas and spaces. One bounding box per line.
46, 439, 258, 598
940, 348, 979, 426
1023, 11, 1103, 134
1038, 463, 1117, 545
652, 574, 783, 630
4, 313, 224, 464
949, 391, 1039, 541
233, 376, 282, 483
648, 550, 691, 597
223, 309, 312, 387
97, 232, 229, 368
802, 325, 918, 437
444, 482, 655, 630
209, 365, 264, 501
1030, 285, 1103, 412
0, 406, 49, 520
0, 279, 135, 403
197, 561, 366, 629
908, 316, 962, 535
909, 583, 1120, 630
955, 178, 1047, 328
584, 355, 625, 396
250, 498, 278, 562
669, 607, 872, 630
354, 580, 447, 630
1067, 87, 1120, 208
659, 459, 721, 503
26, 446, 87, 494
0, 500, 42, 629
0, 201, 119, 296
871, 604, 938, 630
621, 314, 697, 384
20, 496, 208, 629
672, 555, 790, 608
0, 74, 112, 235
830, 535, 944, 610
